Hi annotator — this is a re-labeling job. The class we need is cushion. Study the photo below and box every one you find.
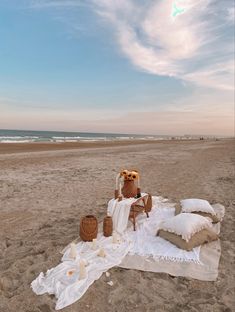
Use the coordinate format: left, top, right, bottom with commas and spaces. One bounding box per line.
157, 213, 212, 242
157, 228, 218, 251
191, 211, 220, 223
180, 199, 216, 215
176, 199, 219, 223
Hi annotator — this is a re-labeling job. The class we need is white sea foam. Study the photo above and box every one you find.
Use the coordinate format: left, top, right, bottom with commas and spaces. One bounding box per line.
0, 136, 39, 139
79, 139, 97, 142
54, 139, 79, 143
52, 136, 81, 139
116, 136, 133, 140
0, 140, 35, 143
0, 130, 184, 144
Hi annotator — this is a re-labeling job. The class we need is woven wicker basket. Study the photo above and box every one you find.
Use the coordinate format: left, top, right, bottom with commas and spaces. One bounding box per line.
103, 216, 113, 237
79, 215, 98, 242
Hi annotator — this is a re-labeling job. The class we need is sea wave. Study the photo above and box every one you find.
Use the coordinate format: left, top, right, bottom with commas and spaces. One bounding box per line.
52, 136, 108, 142
52, 136, 81, 139
54, 139, 80, 143
116, 136, 134, 140
0, 140, 36, 143
0, 133, 167, 143
0, 136, 39, 139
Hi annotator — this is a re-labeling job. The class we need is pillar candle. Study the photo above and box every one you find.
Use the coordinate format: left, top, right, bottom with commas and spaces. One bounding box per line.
92, 238, 97, 250
115, 173, 120, 189
68, 243, 77, 259
112, 232, 118, 244
118, 181, 122, 197
79, 259, 87, 280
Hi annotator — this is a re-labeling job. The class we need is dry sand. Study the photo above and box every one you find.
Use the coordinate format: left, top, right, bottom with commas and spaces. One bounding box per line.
0, 139, 234, 312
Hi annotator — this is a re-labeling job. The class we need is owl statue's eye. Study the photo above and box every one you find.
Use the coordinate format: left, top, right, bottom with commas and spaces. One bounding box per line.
133, 175, 136, 179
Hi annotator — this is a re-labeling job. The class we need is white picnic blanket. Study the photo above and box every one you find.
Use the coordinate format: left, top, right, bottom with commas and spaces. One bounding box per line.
126, 204, 201, 263
120, 203, 225, 282
31, 196, 203, 310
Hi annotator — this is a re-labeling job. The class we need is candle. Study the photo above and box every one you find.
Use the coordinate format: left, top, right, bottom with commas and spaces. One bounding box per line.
68, 243, 77, 259
112, 232, 118, 244
115, 173, 120, 189
117, 236, 121, 244
92, 238, 97, 250
98, 248, 106, 258
118, 180, 122, 196
79, 259, 87, 280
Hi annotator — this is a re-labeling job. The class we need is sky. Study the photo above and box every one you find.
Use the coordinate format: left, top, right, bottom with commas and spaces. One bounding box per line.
0, 0, 234, 136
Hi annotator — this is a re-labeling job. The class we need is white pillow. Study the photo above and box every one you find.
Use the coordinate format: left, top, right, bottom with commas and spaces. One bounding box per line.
158, 213, 212, 242
180, 199, 216, 216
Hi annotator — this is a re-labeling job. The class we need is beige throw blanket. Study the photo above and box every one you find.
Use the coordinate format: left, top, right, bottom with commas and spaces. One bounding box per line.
119, 203, 224, 281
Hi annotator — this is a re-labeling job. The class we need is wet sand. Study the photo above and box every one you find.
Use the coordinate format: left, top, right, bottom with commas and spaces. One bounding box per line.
0, 140, 159, 154
0, 139, 234, 312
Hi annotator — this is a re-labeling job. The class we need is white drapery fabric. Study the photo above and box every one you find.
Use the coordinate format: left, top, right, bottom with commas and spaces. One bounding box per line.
107, 198, 134, 234
107, 194, 149, 234
31, 235, 132, 310
31, 196, 201, 310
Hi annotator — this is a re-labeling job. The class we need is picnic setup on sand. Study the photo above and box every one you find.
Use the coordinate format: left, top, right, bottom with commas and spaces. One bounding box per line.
31, 169, 225, 310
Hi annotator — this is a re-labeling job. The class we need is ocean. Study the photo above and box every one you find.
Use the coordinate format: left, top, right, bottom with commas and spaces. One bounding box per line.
0, 129, 170, 143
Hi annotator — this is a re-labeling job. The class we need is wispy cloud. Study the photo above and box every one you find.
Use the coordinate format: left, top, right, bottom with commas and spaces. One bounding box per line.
227, 6, 234, 23
29, 0, 84, 9
89, 0, 234, 91
184, 60, 234, 91
30, 0, 234, 91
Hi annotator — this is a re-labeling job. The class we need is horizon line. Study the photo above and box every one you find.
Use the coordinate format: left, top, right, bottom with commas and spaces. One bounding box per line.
0, 128, 233, 138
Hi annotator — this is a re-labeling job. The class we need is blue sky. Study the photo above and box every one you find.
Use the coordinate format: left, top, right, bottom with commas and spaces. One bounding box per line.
0, 0, 234, 135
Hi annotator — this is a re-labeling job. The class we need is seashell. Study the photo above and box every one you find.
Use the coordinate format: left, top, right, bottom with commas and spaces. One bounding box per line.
67, 270, 75, 277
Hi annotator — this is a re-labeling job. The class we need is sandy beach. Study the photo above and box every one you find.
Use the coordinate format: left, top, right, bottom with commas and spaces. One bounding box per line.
0, 139, 234, 312
0, 140, 162, 154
